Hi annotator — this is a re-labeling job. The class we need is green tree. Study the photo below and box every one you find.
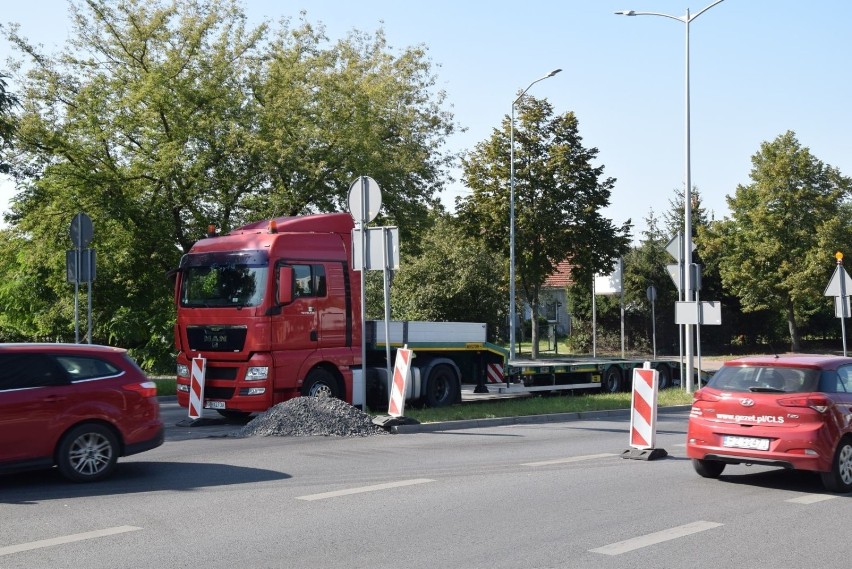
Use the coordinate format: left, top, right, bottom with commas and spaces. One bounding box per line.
0, 0, 456, 367
622, 211, 679, 354
0, 73, 18, 174
249, 22, 457, 242
702, 131, 852, 351
388, 214, 505, 339
458, 96, 630, 357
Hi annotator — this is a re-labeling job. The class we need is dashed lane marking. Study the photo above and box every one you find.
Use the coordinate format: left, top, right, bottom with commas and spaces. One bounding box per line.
522, 453, 617, 467
0, 525, 143, 557
296, 478, 435, 501
589, 521, 723, 556
786, 494, 839, 504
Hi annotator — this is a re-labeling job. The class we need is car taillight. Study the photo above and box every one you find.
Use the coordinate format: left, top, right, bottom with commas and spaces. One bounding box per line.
123, 381, 158, 398
777, 395, 831, 413
692, 388, 720, 403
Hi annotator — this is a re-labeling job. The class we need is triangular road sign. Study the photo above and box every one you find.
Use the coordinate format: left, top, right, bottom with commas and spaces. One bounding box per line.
824, 266, 852, 297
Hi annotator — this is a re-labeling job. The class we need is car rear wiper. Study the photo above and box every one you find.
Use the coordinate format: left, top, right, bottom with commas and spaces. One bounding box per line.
749, 386, 785, 393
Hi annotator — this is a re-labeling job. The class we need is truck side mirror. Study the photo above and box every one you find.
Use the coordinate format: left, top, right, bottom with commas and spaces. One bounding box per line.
277, 266, 294, 305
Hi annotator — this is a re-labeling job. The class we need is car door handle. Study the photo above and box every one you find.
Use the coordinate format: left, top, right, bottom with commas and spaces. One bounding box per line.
310, 330, 318, 342
43, 395, 66, 403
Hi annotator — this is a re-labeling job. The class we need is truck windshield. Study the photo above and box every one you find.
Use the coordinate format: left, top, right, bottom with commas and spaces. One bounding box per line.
179, 251, 269, 308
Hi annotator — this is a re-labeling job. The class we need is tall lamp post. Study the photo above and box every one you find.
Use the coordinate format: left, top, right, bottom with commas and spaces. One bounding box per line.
509, 68, 562, 361
615, 1, 724, 392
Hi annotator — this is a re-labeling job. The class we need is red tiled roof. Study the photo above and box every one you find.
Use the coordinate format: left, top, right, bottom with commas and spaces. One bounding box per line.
544, 261, 575, 288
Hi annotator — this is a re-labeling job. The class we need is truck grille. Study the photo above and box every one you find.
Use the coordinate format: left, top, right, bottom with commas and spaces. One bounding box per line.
204, 386, 235, 400
186, 325, 247, 352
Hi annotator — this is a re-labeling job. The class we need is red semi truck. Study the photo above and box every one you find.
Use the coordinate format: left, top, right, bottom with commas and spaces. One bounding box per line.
173, 212, 507, 416
173, 212, 681, 417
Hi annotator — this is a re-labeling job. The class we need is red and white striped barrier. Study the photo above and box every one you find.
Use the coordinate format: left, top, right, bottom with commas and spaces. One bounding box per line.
388, 347, 413, 418
621, 363, 667, 460
629, 365, 658, 449
486, 363, 504, 383
188, 357, 207, 420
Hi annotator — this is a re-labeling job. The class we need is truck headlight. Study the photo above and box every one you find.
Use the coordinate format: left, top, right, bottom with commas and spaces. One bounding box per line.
177, 364, 189, 378
246, 366, 269, 381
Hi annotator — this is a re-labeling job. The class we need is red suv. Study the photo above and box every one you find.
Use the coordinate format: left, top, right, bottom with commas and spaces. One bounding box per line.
687, 355, 852, 492
0, 343, 164, 482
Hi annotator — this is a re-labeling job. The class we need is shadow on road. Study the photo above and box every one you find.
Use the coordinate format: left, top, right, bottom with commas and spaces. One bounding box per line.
0, 460, 290, 504
716, 468, 849, 495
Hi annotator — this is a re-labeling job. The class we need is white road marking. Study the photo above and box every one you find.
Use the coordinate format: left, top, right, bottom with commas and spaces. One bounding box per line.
297, 478, 435, 501
0, 525, 142, 557
522, 453, 617, 467
589, 521, 723, 556
786, 494, 839, 504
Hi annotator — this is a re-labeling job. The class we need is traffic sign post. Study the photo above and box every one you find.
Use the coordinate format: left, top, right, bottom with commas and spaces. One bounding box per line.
68, 213, 96, 343
646, 285, 657, 359
348, 176, 383, 409
824, 251, 852, 356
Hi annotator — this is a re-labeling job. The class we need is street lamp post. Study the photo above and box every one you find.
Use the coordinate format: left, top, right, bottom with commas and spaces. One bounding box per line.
509, 68, 562, 361
615, 1, 724, 392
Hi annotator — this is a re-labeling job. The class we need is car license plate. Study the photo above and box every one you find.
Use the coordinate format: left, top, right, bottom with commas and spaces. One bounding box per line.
722, 435, 770, 451
204, 400, 226, 410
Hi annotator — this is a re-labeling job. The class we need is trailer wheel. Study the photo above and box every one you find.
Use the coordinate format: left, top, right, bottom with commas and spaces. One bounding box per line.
602, 366, 623, 394
424, 364, 459, 408
656, 364, 672, 390
302, 368, 341, 399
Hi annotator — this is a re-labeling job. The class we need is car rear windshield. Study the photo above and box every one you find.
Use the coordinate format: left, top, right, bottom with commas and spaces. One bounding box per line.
707, 365, 822, 393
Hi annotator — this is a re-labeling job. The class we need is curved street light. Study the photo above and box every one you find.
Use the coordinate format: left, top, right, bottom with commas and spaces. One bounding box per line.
509, 68, 562, 361
615, 1, 724, 392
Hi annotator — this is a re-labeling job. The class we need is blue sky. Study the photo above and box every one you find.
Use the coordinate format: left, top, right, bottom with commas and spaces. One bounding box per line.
2, 1, 851, 242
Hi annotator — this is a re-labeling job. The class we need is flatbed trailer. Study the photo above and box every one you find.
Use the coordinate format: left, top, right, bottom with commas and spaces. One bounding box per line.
368, 321, 682, 405
498, 356, 682, 394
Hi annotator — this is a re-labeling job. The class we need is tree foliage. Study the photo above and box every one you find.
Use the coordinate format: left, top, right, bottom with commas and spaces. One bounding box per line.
0, 0, 456, 368
457, 96, 630, 356
701, 131, 852, 351
387, 214, 505, 339
0, 73, 17, 174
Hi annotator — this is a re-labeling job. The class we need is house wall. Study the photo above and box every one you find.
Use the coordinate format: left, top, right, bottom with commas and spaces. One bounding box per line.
522, 288, 571, 336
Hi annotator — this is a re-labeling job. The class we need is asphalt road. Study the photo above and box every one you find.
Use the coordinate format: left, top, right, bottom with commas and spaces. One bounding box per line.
2, 402, 850, 569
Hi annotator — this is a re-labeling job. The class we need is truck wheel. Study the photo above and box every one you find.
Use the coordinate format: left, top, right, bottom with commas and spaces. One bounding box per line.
656, 364, 672, 390
602, 366, 622, 394
57, 423, 119, 483
820, 437, 852, 493
425, 364, 459, 408
302, 368, 341, 399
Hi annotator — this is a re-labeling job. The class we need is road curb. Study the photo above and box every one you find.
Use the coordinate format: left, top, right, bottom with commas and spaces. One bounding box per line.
158, 395, 692, 435
393, 405, 692, 434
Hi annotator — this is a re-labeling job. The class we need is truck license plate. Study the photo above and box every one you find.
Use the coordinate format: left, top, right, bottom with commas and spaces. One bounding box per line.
722, 435, 769, 451
204, 400, 226, 410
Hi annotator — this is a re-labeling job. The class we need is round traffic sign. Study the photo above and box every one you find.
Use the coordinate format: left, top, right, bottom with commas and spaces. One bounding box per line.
348, 176, 382, 223
646, 285, 657, 303
70, 213, 93, 248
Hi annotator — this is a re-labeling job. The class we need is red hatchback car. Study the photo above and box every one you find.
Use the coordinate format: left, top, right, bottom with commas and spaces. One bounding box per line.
0, 343, 164, 482
687, 355, 852, 492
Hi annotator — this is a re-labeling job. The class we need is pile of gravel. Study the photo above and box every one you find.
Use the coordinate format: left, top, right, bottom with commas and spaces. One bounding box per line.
232, 397, 390, 438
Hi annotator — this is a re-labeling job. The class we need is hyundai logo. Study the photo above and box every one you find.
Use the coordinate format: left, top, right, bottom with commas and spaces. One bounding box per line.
740, 398, 755, 407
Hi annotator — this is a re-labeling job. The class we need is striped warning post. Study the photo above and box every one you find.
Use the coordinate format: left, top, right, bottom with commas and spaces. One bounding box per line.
188, 357, 206, 420
388, 347, 413, 418
486, 363, 504, 383
629, 366, 659, 449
